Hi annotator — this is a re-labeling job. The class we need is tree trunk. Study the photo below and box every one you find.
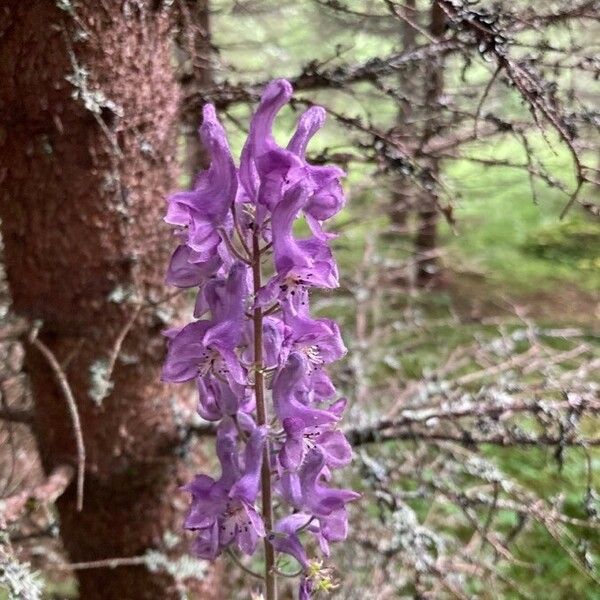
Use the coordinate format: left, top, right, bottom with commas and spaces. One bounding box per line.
390, 0, 417, 229
0, 2, 219, 598
177, 0, 214, 180
414, 0, 446, 287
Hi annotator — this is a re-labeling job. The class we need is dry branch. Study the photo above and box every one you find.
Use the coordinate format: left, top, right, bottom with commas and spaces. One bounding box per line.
28, 325, 85, 512
0, 407, 33, 425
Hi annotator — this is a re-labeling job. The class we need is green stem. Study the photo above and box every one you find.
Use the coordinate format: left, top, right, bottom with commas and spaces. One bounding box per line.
252, 227, 277, 600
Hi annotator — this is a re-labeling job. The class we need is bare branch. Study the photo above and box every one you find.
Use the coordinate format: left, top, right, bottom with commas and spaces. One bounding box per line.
28, 324, 85, 512
0, 407, 33, 425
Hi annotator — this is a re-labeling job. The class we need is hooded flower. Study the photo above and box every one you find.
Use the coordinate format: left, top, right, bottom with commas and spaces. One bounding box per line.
281, 447, 359, 522
268, 513, 311, 568
240, 81, 346, 233
279, 417, 352, 472
272, 353, 340, 427
287, 106, 346, 232
280, 288, 346, 367
257, 182, 339, 306
162, 262, 248, 384
239, 79, 297, 211
165, 244, 223, 288
166, 104, 237, 261
184, 422, 267, 558
196, 378, 255, 421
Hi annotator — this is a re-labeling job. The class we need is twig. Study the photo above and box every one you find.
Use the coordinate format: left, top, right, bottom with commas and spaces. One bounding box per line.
348, 428, 600, 448
104, 303, 142, 382
473, 64, 501, 138
53, 555, 148, 571
227, 548, 265, 580
28, 324, 85, 511
0, 407, 33, 425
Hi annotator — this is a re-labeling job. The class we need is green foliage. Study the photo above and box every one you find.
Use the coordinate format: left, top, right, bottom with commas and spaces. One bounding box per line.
443, 136, 599, 292
522, 220, 600, 264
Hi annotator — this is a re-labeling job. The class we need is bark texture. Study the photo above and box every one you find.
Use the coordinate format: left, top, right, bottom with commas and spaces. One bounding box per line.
0, 2, 219, 598
177, 0, 214, 179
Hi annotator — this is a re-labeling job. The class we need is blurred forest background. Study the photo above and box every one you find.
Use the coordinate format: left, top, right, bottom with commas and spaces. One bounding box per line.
0, 0, 599, 598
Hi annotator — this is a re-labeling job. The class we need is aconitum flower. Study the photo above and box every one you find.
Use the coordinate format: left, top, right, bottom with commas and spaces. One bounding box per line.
184, 422, 266, 558
163, 79, 357, 599
166, 104, 237, 261
162, 262, 247, 385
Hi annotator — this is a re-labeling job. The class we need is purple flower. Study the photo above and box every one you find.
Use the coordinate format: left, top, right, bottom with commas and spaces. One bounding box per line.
162, 262, 248, 384
196, 378, 254, 421
280, 288, 346, 368
163, 79, 356, 594
166, 104, 237, 261
271, 183, 337, 286
281, 447, 358, 523
279, 417, 352, 472
299, 576, 314, 600
241, 315, 286, 370
184, 422, 266, 558
165, 244, 222, 288
269, 513, 311, 568
287, 106, 346, 229
272, 353, 339, 427
257, 183, 339, 307
240, 79, 294, 206
240, 81, 346, 235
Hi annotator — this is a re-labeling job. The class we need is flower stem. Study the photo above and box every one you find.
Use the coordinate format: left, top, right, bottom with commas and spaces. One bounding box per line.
252, 226, 277, 600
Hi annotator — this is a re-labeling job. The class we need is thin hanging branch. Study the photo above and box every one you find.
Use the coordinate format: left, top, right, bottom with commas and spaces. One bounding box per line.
28, 324, 86, 512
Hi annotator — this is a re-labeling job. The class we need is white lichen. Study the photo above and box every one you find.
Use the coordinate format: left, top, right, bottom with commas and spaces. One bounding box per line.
65, 65, 123, 118
0, 550, 43, 600
143, 550, 207, 582
88, 358, 113, 406
107, 284, 137, 304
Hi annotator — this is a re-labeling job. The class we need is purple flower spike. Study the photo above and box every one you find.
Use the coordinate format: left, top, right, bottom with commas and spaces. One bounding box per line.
163, 79, 355, 592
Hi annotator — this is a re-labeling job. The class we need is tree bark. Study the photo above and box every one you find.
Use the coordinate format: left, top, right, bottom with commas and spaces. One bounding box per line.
0, 2, 219, 598
414, 0, 446, 288
177, 0, 214, 180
